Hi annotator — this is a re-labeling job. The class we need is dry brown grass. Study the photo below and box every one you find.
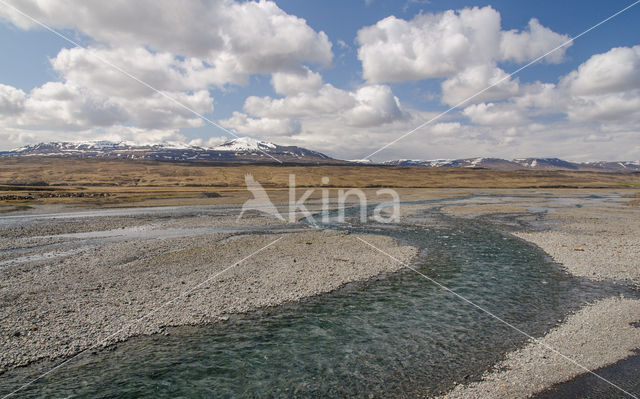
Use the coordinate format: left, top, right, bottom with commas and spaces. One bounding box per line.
0, 157, 639, 206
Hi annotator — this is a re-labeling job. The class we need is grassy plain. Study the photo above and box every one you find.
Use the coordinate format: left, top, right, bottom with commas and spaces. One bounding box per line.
0, 157, 639, 207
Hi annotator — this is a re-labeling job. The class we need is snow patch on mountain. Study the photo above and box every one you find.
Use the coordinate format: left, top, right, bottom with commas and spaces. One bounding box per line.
3, 137, 333, 163
213, 137, 277, 152
469, 157, 485, 168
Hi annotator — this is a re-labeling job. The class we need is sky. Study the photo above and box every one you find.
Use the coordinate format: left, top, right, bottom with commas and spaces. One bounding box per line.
0, 0, 639, 161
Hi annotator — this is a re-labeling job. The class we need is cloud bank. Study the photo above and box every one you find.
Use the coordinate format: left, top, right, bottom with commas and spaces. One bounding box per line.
0, 2, 637, 161
0, 0, 332, 145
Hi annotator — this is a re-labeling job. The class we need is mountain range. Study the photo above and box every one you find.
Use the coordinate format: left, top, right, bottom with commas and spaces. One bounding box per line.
381, 157, 640, 172
2, 139, 639, 172
0, 138, 334, 164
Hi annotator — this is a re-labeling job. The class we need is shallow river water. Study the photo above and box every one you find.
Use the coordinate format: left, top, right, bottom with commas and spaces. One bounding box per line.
1, 202, 638, 398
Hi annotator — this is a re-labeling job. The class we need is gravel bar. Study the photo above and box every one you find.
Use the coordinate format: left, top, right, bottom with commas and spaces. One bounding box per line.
0, 212, 417, 372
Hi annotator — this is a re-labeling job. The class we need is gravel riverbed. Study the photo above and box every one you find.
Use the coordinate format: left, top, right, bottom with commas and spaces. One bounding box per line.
439, 193, 640, 399
0, 210, 416, 372
2, 191, 638, 399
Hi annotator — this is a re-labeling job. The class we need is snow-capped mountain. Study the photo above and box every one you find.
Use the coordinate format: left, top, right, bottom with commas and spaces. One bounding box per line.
8, 140, 199, 154
1, 138, 335, 163
212, 137, 276, 152
383, 157, 524, 169
381, 157, 640, 171
2, 140, 638, 171
581, 160, 640, 171
512, 158, 578, 170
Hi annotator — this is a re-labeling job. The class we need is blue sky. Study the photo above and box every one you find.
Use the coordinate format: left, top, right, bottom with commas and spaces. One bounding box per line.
0, 0, 639, 161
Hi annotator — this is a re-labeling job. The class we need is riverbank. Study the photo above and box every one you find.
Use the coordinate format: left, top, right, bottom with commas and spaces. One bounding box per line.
0, 211, 416, 372
2, 189, 638, 397
440, 195, 640, 399
514, 205, 640, 284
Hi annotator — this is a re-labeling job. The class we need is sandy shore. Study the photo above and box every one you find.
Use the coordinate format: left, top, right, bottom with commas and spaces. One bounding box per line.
439, 193, 640, 399
0, 211, 416, 372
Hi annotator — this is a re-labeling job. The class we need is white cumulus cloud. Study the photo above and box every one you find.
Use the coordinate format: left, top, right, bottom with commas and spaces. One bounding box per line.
356, 6, 570, 83
441, 64, 520, 106
561, 45, 640, 95
271, 67, 324, 96
499, 18, 570, 64
356, 6, 570, 109
0, 0, 333, 79
221, 112, 302, 136
0, 0, 334, 146
0, 84, 26, 117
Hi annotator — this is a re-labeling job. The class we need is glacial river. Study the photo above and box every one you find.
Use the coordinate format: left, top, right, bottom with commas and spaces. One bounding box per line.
1, 200, 638, 398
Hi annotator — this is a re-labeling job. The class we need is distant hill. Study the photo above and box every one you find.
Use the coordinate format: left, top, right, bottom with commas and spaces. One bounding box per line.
381, 157, 640, 172
2, 140, 638, 171
0, 138, 337, 164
